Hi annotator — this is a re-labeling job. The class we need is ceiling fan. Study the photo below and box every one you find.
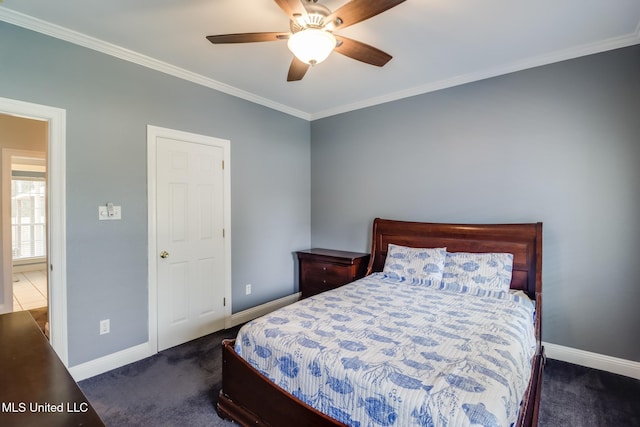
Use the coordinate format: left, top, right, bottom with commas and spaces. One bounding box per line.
206, 0, 406, 81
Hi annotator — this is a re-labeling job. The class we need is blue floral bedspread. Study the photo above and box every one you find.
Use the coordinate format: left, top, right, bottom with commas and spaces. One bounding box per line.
235, 273, 536, 427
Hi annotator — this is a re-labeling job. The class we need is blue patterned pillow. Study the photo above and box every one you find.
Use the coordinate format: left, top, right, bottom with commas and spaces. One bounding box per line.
442, 252, 514, 291
382, 244, 447, 283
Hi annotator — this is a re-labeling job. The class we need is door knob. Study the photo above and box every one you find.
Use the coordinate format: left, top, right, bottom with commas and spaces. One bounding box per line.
160, 250, 169, 259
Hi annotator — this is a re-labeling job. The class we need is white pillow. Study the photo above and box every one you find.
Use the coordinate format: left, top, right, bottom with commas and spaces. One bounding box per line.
383, 244, 447, 283
442, 252, 514, 291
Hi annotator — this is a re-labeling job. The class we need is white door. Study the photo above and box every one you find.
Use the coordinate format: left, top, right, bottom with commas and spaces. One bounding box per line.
155, 132, 228, 351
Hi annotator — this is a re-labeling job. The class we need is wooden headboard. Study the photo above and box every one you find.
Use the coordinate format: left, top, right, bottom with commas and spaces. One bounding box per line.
367, 218, 542, 300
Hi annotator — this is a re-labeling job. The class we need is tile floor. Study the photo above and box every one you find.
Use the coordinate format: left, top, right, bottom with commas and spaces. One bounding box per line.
12, 269, 48, 311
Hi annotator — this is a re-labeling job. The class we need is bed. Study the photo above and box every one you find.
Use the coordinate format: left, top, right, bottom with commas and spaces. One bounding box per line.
217, 218, 544, 426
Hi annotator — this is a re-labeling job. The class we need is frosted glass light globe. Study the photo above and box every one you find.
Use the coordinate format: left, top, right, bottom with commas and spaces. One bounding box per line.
287, 29, 336, 65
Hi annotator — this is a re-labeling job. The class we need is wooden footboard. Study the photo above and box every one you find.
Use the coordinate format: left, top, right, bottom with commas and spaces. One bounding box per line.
217, 338, 543, 427
217, 339, 344, 427
516, 346, 545, 427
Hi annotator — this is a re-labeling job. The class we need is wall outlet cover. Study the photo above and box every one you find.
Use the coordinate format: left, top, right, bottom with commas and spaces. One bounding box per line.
99, 319, 110, 335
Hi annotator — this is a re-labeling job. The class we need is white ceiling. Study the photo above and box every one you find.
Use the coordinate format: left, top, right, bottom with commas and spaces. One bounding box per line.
1, 0, 639, 120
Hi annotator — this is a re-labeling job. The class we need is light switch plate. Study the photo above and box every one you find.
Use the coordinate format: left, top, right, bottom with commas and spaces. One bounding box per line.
98, 205, 122, 220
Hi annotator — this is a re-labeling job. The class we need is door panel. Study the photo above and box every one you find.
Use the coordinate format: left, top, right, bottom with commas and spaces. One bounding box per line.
169, 261, 188, 324
156, 136, 226, 351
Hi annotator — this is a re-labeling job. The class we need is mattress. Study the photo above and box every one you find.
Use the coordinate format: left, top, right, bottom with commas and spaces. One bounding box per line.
235, 273, 536, 427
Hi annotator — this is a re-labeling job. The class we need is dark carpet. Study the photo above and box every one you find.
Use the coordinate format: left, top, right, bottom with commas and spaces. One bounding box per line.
80, 331, 640, 427
79, 326, 241, 427
539, 359, 640, 427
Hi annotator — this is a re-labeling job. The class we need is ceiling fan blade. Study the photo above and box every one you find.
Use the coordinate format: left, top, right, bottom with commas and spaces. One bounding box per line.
206, 32, 289, 44
287, 56, 310, 81
334, 36, 392, 67
326, 0, 406, 29
273, 0, 307, 21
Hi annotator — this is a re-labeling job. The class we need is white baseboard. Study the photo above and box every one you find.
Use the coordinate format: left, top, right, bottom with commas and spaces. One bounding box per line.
69, 342, 155, 382
69, 293, 301, 381
12, 262, 47, 273
543, 341, 640, 380
227, 292, 301, 328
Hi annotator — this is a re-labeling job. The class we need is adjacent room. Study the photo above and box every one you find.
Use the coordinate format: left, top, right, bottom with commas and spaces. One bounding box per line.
0, 0, 638, 426
0, 114, 49, 335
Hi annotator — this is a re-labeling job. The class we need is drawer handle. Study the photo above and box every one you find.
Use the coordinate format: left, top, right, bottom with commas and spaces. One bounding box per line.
323, 280, 326, 284
323, 267, 327, 271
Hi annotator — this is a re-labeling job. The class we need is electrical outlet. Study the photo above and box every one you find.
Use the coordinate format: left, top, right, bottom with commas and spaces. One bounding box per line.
245, 284, 252, 295
100, 319, 110, 335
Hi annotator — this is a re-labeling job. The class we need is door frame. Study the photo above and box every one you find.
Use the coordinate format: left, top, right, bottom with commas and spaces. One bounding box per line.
0, 97, 68, 365
147, 125, 231, 352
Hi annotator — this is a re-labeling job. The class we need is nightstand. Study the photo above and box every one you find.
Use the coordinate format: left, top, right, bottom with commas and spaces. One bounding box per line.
296, 248, 370, 299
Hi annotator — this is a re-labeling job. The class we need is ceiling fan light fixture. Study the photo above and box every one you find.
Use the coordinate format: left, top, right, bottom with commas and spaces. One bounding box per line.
287, 28, 336, 65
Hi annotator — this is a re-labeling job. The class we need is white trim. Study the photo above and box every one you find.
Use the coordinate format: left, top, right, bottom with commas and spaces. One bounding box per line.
0, 7, 310, 121
543, 341, 640, 380
228, 292, 301, 328
1, 150, 14, 314
147, 125, 232, 354
69, 342, 154, 381
0, 97, 68, 366
2, 6, 638, 121
12, 261, 47, 273
146, 130, 159, 354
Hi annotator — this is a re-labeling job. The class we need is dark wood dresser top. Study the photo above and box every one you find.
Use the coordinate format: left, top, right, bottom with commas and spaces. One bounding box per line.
0, 311, 105, 427
296, 248, 370, 264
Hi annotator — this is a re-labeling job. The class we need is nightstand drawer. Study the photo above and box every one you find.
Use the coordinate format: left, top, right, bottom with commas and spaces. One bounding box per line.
301, 261, 352, 286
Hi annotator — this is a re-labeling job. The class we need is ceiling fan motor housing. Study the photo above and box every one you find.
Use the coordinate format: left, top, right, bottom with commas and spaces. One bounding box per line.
289, 2, 332, 33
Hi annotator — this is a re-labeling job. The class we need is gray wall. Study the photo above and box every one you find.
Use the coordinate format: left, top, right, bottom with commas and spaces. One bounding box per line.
1, 22, 310, 366
311, 45, 640, 362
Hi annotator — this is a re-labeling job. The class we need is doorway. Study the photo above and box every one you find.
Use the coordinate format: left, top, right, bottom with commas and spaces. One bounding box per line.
0, 97, 68, 365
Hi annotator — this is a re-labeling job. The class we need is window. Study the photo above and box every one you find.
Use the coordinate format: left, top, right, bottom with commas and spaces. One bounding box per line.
12, 173, 46, 260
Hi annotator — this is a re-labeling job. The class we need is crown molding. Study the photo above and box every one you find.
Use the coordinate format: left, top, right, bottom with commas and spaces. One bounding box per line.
310, 30, 640, 120
0, 7, 312, 121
